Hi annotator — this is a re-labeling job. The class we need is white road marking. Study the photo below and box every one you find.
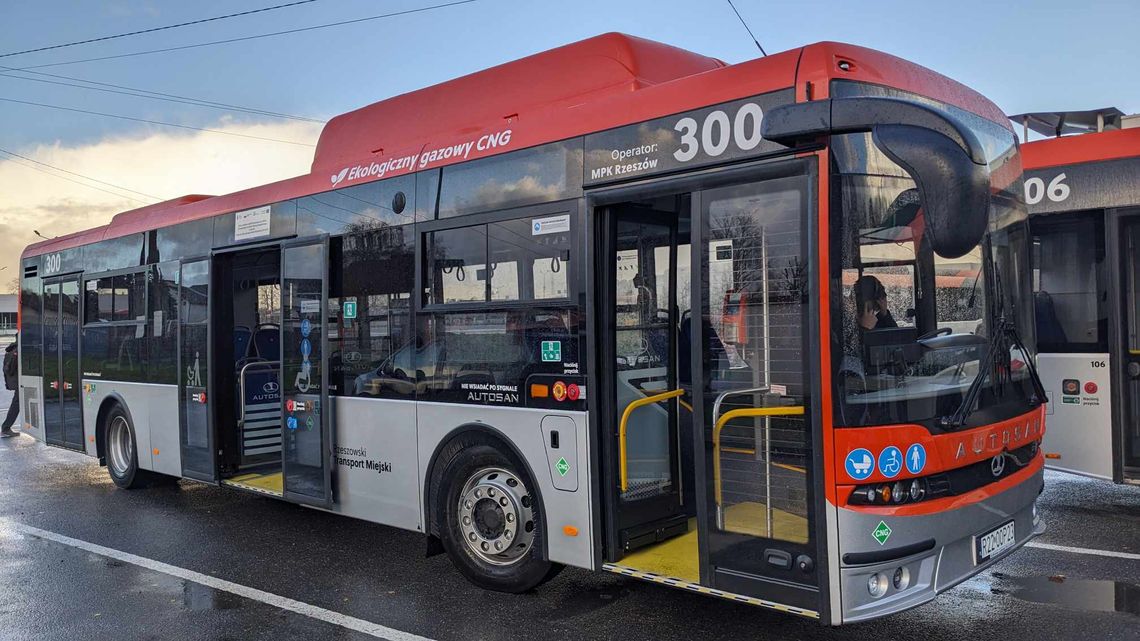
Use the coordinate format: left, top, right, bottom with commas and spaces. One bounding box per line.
1, 519, 436, 641
1027, 541, 1140, 561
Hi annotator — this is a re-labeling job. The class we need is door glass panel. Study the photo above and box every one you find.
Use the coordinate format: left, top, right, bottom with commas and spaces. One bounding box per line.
60, 279, 83, 449
179, 259, 214, 480
701, 176, 814, 570
1124, 221, 1140, 466
281, 241, 330, 502
42, 281, 62, 445
614, 216, 676, 502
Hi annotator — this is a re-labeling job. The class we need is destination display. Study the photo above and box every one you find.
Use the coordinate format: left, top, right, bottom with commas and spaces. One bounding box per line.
583, 88, 794, 186
1024, 156, 1140, 215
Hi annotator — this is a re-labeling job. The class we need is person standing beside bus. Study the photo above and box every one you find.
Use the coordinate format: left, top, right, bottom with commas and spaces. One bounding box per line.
2, 337, 18, 437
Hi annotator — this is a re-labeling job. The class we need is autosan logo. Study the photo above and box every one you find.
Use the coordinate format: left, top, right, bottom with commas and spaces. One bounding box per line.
262, 381, 280, 394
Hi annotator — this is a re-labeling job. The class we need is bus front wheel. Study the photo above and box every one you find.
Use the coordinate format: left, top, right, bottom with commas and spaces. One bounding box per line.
436, 437, 561, 592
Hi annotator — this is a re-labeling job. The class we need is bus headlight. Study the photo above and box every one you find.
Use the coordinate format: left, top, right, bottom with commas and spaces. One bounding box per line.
868, 572, 888, 598
909, 479, 925, 501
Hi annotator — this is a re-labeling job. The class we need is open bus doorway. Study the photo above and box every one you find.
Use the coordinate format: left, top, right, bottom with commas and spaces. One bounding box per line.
213, 247, 285, 496
595, 160, 820, 611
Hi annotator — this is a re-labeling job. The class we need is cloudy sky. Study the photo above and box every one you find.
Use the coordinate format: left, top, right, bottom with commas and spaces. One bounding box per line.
1, 0, 1136, 290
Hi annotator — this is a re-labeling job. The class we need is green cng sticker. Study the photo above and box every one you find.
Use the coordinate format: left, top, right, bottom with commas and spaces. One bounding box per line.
555, 457, 570, 477
541, 340, 562, 362
872, 520, 892, 546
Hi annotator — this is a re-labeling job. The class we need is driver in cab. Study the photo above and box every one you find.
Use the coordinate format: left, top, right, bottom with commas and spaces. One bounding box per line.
854, 275, 898, 331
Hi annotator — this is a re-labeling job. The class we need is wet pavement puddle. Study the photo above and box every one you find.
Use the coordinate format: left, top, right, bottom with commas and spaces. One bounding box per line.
991, 573, 1140, 617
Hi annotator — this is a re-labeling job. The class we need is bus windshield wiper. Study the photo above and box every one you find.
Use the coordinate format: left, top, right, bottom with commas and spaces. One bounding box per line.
942, 320, 1005, 429
942, 319, 1046, 429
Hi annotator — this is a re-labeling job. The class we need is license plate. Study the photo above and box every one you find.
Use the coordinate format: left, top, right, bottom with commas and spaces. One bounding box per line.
975, 520, 1016, 563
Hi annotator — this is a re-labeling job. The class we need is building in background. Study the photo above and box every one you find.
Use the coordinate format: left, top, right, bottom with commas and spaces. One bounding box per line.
0, 294, 16, 337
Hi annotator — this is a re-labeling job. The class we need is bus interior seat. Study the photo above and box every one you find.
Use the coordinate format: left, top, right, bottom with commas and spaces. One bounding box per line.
253, 324, 280, 361
234, 326, 253, 363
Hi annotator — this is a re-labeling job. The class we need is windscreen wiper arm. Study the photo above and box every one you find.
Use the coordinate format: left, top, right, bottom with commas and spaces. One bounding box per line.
942, 319, 1046, 429
941, 319, 1007, 429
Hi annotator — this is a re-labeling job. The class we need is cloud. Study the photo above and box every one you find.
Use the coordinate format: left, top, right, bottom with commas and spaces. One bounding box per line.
0, 119, 323, 291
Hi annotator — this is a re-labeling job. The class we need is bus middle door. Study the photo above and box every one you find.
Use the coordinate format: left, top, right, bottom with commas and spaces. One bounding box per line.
279, 236, 334, 507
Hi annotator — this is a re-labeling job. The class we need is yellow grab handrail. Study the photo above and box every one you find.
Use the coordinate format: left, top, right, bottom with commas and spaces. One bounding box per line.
619, 388, 685, 492
713, 406, 805, 511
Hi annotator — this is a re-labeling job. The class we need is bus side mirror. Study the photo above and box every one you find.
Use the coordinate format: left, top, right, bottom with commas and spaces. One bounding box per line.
871, 124, 989, 259
762, 96, 993, 259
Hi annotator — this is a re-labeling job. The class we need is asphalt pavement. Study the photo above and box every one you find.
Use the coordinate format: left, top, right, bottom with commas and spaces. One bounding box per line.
1, 385, 1138, 641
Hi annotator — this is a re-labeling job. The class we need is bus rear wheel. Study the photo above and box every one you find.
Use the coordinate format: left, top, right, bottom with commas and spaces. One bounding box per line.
105, 404, 152, 489
437, 439, 560, 592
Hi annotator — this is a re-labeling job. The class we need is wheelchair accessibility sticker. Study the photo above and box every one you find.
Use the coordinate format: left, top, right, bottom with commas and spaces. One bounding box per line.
878, 446, 902, 478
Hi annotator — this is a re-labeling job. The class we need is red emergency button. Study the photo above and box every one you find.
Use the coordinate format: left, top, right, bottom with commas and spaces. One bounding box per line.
566, 383, 580, 401
1085, 381, 1098, 394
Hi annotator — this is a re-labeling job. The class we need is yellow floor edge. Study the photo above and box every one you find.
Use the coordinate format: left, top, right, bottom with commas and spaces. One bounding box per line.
222, 471, 283, 496
601, 563, 818, 619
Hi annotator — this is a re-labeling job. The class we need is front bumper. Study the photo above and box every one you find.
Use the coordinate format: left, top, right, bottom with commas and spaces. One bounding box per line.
837, 462, 1045, 623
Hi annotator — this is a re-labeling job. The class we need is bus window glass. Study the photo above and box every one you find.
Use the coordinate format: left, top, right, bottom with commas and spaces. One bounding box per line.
831, 118, 1038, 429
428, 226, 487, 304
438, 140, 583, 218
20, 274, 41, 376
81, 234, 143, 273
419, 308, 578, 404
488, 217, 571, 301
703, 178, 810, 544
338, 225, 416, 399
1030, 213, 1107, 352
155, 217, 214, 261
297, 174, 416, 235
147, 262, 180, 384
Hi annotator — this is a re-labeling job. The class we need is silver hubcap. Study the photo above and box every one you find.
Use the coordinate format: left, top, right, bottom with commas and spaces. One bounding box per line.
457, 467, 535, 566
107, 416, 133, 478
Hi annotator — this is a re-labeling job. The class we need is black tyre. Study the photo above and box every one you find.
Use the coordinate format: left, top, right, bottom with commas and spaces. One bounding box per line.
104, 404, 152, 489
435, 434, 562, 593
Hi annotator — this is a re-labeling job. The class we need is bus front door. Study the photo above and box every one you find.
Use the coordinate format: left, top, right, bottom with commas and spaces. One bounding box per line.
598, 161, 823, 614
279, 237, 334, 507
41, 275, 83, 451
601, 196, 692, 562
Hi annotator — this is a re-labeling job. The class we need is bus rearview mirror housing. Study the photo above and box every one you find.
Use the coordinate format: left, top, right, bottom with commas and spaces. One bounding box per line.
763, 97, 991, 258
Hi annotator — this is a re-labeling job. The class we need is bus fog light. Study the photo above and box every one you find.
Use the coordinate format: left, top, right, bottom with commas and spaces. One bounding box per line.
863, 487, 877, 503
868, 572, 888, 598
909, 479, 925, 501
892, 566, 910, 590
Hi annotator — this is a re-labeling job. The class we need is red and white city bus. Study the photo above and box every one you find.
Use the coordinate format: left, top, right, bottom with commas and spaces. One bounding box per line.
18, 34, 1047, 624
1014, 109, 1140, 483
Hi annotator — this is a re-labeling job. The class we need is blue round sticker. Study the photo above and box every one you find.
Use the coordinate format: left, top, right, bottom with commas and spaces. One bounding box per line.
300, 338, 312, 358
905, 443, 927, 475
286, 416, 298, 431
844, 448, 875, 481
878, 446, 903, 478
300, 318, 311, 338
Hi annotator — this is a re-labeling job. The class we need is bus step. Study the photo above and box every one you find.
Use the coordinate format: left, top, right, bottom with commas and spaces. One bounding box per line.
621, 514, 690, 553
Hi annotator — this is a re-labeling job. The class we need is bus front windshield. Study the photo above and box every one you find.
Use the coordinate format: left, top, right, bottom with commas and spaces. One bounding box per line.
830, 110, 1041, 430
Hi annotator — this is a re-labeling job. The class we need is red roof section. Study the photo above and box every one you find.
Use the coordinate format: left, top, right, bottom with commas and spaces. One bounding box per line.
23, 34, 1012, 260
1022, 127, 1140, 170
312, 33, 725, 172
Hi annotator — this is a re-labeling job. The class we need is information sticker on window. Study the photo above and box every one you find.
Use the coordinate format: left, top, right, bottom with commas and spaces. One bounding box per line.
531, 214, 570, 236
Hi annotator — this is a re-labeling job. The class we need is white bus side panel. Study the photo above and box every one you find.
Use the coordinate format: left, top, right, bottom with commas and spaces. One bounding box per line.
19, 376, 44, 442
1038, 353, 1113, 479
328, 396, 421, 531
415, 402, 594, 571
81, 380, 181, 475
